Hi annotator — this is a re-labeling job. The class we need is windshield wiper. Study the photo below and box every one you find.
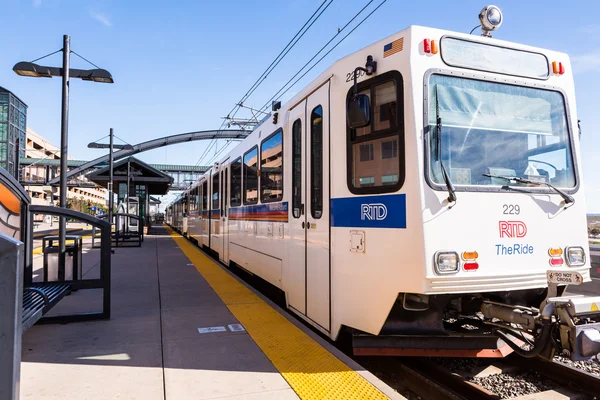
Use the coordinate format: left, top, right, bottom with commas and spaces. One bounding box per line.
435, 86, 456, 204
483, 173, 574, 205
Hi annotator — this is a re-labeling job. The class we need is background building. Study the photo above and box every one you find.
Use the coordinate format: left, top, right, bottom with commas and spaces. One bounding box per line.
22, 128, 108, 207
0, 86, 27, 179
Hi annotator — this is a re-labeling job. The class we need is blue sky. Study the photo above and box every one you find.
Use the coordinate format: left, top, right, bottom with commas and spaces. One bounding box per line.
1, 0, 600, 210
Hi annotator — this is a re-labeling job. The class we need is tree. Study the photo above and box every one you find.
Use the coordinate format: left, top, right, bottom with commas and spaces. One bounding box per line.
591, 227, 600, 237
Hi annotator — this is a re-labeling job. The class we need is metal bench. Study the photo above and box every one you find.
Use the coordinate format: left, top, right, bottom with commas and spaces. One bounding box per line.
22, 283, 71, 332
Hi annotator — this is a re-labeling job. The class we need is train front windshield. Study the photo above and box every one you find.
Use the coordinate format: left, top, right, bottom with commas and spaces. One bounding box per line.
427, 74, 576, 189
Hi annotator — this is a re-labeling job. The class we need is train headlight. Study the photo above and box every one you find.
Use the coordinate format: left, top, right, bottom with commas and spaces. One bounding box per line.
479, 5, 503, 37
566, 246, 586, 267
435, 251, 460, 274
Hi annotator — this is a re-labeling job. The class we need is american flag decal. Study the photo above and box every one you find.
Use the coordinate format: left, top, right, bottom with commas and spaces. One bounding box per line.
383, 37, 404, 58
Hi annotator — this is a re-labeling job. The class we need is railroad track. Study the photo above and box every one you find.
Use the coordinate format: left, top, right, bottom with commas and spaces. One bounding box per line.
362, 355, 600, 400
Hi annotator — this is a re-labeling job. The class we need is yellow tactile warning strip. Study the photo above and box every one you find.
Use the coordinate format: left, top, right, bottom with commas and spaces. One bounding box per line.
165, 226, 389, 400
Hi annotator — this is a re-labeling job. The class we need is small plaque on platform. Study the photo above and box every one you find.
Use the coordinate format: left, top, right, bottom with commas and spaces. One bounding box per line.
228, 324, 245, 332
198, 326, 227, 334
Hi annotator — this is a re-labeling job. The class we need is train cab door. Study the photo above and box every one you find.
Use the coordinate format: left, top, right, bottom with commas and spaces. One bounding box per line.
220, 164, 230, 264
287, 81, 331, 331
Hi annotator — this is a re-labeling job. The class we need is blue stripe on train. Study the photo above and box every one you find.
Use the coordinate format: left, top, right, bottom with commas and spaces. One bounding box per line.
330, 194, 406, 229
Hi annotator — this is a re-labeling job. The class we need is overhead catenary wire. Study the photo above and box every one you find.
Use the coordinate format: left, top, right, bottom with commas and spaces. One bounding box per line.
259, 0, 387, 113
195, 0, 335, 167
206, 140, 235, 165
230, 0, 333, 115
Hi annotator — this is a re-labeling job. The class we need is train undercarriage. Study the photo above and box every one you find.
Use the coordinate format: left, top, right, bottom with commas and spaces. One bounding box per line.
353, 280, 600, 362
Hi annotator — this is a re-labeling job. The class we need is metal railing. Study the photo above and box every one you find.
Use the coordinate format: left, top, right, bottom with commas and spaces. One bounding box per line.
0, 232, 24, 400
28, 205, 112, 323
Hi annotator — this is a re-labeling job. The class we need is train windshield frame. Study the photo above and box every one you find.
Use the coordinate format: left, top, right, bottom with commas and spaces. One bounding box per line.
425, 72, 577, 192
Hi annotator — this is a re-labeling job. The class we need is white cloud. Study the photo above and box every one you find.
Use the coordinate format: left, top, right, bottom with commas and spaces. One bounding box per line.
89, 10, 112, 27
33, 0, 42, 7
570, 51, 600, 74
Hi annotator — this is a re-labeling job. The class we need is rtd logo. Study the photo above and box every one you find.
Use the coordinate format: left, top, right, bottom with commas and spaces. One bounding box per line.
361, 203, 388, 221
499, 221, 527, 238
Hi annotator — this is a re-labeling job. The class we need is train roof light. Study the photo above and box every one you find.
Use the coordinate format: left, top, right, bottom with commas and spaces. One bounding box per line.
479, 5, 503, 37
423, 39, 438, 55
552, 61, 565, 75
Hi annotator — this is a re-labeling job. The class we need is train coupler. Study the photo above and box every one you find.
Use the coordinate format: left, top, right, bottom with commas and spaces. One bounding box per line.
483, 269, 600, 362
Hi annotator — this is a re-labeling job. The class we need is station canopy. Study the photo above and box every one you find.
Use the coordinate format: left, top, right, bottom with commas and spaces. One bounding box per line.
86, 156, 174, 195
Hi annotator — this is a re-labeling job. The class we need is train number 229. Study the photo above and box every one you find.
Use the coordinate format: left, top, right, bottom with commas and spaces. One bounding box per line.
503, 204, 520, 215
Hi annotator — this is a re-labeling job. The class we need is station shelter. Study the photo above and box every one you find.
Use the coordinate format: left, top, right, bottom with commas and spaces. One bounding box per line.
86, 156, 173, 227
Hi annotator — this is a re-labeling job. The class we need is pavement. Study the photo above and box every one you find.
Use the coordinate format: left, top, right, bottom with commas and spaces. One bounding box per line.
20, 226, 399, 400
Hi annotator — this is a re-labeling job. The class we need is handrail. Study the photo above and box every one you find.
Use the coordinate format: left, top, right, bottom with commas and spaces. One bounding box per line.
0, 232, 24, 400
29, 206, 110, 230
28, 206, 111, 320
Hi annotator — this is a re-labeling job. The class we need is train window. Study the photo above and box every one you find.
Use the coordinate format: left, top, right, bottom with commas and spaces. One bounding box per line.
202, 181, 208, 212
382, 174, 398, 186
260, 129, 283, 203
212, 172, 219, 210
359, 176, 375, 187
243, 146, 258, 204
427, 74, 576, 189
292, 119, 302, 218
359, 143, 374, 162
189, 186, 197, 212
311, 106, 323, 219
346, 70, 405, 194
381, 140, 397, 159
223, 168, 228, 216
230, 157, 242, 207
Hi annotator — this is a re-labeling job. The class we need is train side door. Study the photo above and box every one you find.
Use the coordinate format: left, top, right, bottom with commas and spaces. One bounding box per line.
220, 165, 230, 264
288, 102, 307, 315
211, 168, 221, 256
288, 81, 331, 331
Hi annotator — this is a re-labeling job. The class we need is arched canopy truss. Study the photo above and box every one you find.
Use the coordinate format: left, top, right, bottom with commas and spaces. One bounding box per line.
47, 129, 251, 185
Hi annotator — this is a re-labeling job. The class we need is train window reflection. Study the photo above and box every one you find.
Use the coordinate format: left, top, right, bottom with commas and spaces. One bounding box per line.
244, 146, 258, 204
292, 119, 302, 218
347, 71, 404, 194
202, 181, 208, 212
230, 157, 242, 207
212, 172, 219, 210
261, 130, 283, 203
428, 74, 576, 188
311, 106, 323, 219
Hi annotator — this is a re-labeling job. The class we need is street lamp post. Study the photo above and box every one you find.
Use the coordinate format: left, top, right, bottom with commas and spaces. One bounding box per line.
14, 35, 113, 277
58, 35, 70, 275
88, 131, 133, 229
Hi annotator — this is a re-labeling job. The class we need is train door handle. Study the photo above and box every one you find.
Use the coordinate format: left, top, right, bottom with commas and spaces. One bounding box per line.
301, 222, 305, 229
306, 222, 311, 230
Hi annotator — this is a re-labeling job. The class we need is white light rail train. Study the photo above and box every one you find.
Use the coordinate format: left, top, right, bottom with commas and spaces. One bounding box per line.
168, 6, 600, 361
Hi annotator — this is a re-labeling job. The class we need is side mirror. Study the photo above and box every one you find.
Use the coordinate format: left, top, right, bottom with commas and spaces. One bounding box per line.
347, 94, 370, 129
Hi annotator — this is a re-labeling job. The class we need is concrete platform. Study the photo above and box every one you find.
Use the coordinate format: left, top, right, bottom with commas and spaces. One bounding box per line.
20, 226, 401, 399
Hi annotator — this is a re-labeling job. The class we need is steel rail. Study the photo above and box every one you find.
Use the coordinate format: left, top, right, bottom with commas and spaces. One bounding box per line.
519, 357, 600, 398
